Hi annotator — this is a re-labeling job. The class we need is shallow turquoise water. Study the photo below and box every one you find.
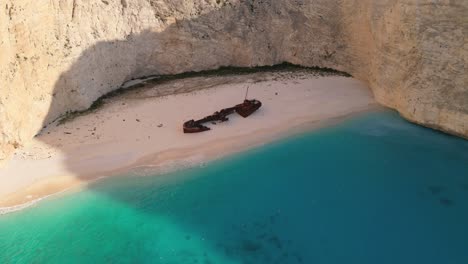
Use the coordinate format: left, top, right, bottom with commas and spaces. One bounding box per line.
1, 110, 468, 264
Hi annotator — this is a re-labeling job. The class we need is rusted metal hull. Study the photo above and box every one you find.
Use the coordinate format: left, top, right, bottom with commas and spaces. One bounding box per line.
235, 100, 262, 118
183, 99, 262, 133
183, 120, 211, 133
183, 126, 211, 133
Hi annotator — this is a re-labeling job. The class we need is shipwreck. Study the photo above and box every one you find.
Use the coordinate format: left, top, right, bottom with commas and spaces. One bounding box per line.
183, 88, 262, 133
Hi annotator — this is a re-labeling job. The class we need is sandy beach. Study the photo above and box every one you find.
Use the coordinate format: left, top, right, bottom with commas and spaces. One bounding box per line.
0, 71, 378, 212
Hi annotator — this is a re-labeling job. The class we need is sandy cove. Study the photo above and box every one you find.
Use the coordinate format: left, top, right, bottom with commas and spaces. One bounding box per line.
0, 71, 378, 212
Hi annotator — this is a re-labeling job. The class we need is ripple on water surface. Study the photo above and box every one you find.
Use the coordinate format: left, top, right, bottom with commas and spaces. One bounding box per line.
1, 110, 468, 264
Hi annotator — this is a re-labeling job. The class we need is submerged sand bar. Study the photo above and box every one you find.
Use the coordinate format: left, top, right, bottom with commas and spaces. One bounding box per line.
0, 72, 378, 210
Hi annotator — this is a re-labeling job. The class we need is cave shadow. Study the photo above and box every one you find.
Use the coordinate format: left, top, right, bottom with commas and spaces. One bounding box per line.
34, 1, 345, 263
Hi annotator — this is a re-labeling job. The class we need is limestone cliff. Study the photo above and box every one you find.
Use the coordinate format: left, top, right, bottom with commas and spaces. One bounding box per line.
1, 0, 467, 162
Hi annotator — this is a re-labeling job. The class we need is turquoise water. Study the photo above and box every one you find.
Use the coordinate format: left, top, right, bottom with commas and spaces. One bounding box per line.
1, 110, 468, 264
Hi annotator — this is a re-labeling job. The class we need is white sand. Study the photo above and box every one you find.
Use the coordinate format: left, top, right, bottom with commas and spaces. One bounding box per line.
0, 73, 377, 209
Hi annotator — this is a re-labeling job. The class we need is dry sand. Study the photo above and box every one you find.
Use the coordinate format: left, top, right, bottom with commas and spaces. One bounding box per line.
0, 72, 378, 212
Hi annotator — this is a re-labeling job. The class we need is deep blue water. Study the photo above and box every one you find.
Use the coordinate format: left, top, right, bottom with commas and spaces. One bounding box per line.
1, 110, 468, 264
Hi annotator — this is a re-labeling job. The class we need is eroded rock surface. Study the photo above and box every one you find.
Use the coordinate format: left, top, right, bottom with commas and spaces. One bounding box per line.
1, 0, 466, 162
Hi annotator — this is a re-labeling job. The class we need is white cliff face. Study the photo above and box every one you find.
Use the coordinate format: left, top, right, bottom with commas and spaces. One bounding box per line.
0, 0, 467, 162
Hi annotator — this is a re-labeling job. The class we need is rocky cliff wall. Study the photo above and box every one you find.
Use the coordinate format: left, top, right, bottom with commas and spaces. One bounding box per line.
1, 0, 466, 162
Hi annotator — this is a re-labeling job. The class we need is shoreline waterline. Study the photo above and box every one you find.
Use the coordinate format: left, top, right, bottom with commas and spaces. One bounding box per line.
0, 107, 379, 214
0, 73, 378, 212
